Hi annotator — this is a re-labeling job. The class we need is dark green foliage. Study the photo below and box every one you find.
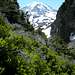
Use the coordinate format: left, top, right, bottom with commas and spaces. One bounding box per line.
35, 27, 47, 39
0, 16, 11, 38
0, 16, 18, 75
0, 16, 75, 75
23, 22, 34, 31
0, 0, 19, 12
0, 0, 34, 32
0, 0, 19, 23
20, 11, 34, 31
49, 35, 67, 51
0, 0, 75, 75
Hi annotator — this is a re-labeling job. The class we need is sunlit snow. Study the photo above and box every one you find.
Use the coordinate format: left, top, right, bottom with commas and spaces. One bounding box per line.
22, 1, 57, 38
70, 33, 75, 41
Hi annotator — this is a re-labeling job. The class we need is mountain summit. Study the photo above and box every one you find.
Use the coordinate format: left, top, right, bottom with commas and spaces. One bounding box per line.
22, 2, 57, 37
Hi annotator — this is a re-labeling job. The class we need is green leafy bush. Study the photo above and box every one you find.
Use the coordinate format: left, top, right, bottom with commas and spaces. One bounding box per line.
0, 15, 75, 75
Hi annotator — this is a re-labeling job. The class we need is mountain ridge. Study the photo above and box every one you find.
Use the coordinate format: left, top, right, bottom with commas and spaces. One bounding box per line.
22, 2, 57, 37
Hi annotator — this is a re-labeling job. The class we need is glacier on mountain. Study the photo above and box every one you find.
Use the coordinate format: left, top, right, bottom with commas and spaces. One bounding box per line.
22, 2, 57, 37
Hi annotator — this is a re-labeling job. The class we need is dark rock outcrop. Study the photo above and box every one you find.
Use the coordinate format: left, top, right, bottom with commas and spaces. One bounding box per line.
51, 0, 75, 43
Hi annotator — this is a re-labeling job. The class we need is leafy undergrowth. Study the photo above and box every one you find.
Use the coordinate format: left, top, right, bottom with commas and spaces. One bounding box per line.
0, 16, 75, 75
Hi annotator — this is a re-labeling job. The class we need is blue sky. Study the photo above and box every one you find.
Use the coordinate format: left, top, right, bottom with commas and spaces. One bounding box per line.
17, 0, 64, 10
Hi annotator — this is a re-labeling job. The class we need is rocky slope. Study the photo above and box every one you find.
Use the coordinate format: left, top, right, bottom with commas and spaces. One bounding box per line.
51, 0, 75, 43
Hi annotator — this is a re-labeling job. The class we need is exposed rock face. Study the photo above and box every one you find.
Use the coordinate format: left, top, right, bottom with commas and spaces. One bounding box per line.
51, 0, 75, 43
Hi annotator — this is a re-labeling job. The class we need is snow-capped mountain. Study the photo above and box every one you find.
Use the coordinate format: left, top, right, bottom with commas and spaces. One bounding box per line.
22, 2, 57, 37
